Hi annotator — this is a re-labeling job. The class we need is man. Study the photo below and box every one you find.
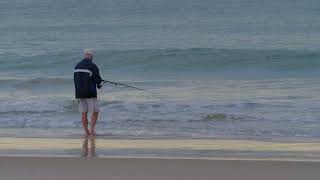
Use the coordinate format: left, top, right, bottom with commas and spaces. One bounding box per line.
74, 49, 102, 136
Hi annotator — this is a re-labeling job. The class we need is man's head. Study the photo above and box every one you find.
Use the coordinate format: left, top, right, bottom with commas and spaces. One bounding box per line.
84, 49, 94, 60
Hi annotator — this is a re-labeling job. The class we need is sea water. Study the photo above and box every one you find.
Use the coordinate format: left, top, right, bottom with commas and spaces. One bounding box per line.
0, 0, 320, 140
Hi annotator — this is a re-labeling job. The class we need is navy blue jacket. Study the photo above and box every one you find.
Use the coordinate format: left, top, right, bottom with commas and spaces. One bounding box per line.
74, 58, 102, 98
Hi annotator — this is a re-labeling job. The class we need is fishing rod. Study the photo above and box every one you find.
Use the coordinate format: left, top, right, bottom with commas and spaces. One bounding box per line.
101, 80, 152, 93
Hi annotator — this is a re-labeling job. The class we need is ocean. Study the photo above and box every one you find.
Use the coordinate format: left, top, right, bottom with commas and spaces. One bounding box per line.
1, 0, 320, 140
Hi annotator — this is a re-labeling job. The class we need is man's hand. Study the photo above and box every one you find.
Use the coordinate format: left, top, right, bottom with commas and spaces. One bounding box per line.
97, 84, 102, 89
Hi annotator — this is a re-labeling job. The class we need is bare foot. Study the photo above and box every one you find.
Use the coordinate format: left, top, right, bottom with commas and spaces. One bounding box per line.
90, 129, 96, 136
84, 129, 90, 137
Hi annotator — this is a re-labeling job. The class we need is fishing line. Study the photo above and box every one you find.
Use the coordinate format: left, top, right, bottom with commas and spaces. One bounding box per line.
101, 80, 152, 93
100, 79, 170, 100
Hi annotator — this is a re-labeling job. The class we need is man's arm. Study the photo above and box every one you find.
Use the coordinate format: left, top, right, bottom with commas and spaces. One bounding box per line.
91, 64, 102, 89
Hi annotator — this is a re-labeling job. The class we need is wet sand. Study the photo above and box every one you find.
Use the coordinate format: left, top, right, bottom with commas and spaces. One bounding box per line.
1, 137, 320, 160
1, 137, 320, 179
1, 156, 320, 180
0, 138, 320, 180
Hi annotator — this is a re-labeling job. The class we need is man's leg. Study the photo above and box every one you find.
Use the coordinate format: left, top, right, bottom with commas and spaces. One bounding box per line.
90, 112, 99, 136
82, 112, 90, 136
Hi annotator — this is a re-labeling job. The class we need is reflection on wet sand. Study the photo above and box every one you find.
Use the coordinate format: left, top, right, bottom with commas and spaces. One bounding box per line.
82, 137, 96, 157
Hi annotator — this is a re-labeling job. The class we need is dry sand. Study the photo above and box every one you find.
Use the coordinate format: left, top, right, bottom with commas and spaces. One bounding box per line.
1, 156, 320, 180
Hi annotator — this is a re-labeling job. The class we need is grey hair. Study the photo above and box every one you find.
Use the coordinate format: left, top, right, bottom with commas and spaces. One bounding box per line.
83, 49, 94, 55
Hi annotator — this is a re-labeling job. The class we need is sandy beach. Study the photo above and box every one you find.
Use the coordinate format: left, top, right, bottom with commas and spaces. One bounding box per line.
1, 137, 320, 160
1, 156, 320, 180
0, 137, 320, 179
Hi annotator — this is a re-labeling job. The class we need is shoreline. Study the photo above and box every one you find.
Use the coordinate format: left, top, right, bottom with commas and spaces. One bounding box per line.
1, 137, 320, 161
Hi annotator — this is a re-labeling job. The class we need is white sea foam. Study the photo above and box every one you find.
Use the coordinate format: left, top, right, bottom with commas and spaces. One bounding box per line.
0, 94, 319, 139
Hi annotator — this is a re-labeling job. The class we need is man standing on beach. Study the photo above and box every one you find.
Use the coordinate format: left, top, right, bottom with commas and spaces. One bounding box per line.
74, 49, 102, 136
